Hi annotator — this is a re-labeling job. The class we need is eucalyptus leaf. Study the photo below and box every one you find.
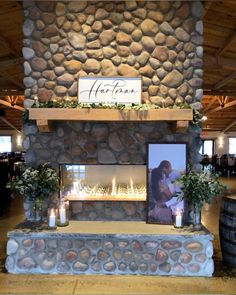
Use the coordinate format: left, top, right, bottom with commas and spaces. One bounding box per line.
177, 167, 227, 207
7, 163, 59, 202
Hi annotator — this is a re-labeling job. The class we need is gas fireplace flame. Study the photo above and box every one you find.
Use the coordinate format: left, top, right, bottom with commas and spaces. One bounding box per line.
66, 177, 146, 201
111, 177, 116, 196
130, 177, 134, 194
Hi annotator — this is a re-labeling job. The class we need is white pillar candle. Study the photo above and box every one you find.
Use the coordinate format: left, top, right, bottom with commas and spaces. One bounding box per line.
59, 206, 66, 224
49, 210, 56, 227
175, 211, 183, 228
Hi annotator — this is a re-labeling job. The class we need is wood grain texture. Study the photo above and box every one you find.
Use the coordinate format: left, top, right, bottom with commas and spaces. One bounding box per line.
29, 108, 193, 122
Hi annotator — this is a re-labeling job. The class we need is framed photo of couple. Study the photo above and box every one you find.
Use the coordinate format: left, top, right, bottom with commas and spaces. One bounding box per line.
146, 143, 187, 225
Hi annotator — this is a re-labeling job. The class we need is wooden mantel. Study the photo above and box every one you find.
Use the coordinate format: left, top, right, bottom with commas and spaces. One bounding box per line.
28, 108, 193, 132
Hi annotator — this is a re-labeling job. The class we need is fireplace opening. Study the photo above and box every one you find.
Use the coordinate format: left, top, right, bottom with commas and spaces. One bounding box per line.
59, 164, 146, 202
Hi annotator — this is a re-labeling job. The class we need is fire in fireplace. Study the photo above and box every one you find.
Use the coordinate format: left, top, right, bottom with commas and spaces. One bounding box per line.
59, 164, 146, 202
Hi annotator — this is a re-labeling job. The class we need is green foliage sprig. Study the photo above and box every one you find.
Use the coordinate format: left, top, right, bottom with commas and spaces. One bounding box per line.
7, 163, 59, 202
22, 100, 202, 127
177, 168, 226, 208
31, 100, 163, 110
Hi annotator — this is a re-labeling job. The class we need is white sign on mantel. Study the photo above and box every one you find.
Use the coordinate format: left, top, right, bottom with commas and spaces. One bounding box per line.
78, 77, 141, 104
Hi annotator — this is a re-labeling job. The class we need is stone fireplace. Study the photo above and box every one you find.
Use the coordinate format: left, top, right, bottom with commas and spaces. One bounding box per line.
22, 0, 203, 221
6, 2, 215, 276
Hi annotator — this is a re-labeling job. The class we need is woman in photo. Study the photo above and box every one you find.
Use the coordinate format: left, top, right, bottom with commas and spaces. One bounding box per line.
148, 160, 173, 223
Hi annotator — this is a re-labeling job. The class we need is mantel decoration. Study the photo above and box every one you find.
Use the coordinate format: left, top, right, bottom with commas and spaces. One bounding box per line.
7, 163, 59, 221
78, 76, 142, 104
177, 168, 226, 229
23, 99, 202, 127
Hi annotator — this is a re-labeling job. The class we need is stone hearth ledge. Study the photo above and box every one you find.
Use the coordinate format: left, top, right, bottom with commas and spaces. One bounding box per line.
5, 221, 214, 277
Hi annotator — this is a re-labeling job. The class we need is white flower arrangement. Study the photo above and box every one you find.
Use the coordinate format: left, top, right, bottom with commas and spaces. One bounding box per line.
7, 163, 59, 202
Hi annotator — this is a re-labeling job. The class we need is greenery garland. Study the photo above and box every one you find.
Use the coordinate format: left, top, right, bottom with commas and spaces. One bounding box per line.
22, 101, 202, 127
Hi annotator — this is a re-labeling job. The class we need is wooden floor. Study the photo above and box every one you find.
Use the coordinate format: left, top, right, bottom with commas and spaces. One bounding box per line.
0, 176, 236, 295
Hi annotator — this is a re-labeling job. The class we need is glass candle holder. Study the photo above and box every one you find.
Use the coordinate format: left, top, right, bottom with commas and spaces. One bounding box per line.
174, 210, 184, 228
57, 203, 69, 227
47, 208, 57, 229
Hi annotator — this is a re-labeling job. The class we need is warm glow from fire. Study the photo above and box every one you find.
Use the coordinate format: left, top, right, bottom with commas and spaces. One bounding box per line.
111, 177, 116, 196
130, 178, 134, 194
67, 177, 146, 200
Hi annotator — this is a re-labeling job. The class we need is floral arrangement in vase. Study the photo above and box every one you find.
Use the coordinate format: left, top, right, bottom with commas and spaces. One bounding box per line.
7, 163, 59, 221
177, 167, 226, 229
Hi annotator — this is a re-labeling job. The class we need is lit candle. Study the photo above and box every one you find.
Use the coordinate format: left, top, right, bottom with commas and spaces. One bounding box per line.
59, 205, 66, 224
175, 210, 183, 228
49, 209, 56, 228
34, 95, 39, 107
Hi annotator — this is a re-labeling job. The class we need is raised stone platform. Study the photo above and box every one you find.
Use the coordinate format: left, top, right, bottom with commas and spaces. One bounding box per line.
5, 221, 214, 276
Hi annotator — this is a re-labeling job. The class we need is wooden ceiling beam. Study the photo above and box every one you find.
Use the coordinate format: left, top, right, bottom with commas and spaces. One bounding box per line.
206, 115, 236, 119
203, 88, 236, 96
202, 1, 214, 18
213, 71, 236, 90
222, 119, 236, 133
0, 71, 24, 89
0, 57, 23, 69
203, 96, 218, 113
206, 100, 236, 115
215, 31, 236, 57
0, 89, 24, 96
0, 117, 22, 133
204, 54, 236, 71
0, 99, 24, 112
0, 34, 19, 56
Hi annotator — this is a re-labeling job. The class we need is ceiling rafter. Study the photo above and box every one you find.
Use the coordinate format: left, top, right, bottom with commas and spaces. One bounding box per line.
206, 100, 236, 115
0, 71, 24, 89
203, 54, 236, 71
217, 95, 228, 107
0, 90, 24, 96
0, 33, 19, 56
0, 57, 23, 69
0, 116, 22, 133
203, 96, 218, 113
213, 71, 236, 90
204, 88, 236, 96
222, 119, 236, 133
215, 31, 236, 57
202, 1, 214, 18
0, 98, 24, 111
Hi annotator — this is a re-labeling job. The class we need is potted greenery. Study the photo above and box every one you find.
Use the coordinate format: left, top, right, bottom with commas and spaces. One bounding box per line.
177, 168, 226, 229
7, 163, 59, 221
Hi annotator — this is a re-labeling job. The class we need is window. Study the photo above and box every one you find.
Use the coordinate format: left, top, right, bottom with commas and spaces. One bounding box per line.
229, 138, 236, 155
200, 140, 214, 156
0, 136, 12, 152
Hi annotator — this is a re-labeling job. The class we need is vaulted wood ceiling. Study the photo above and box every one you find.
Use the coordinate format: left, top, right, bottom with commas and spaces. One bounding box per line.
0, 1, 236, 133
0, 1, 24, 131
203, 0, 236, 132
